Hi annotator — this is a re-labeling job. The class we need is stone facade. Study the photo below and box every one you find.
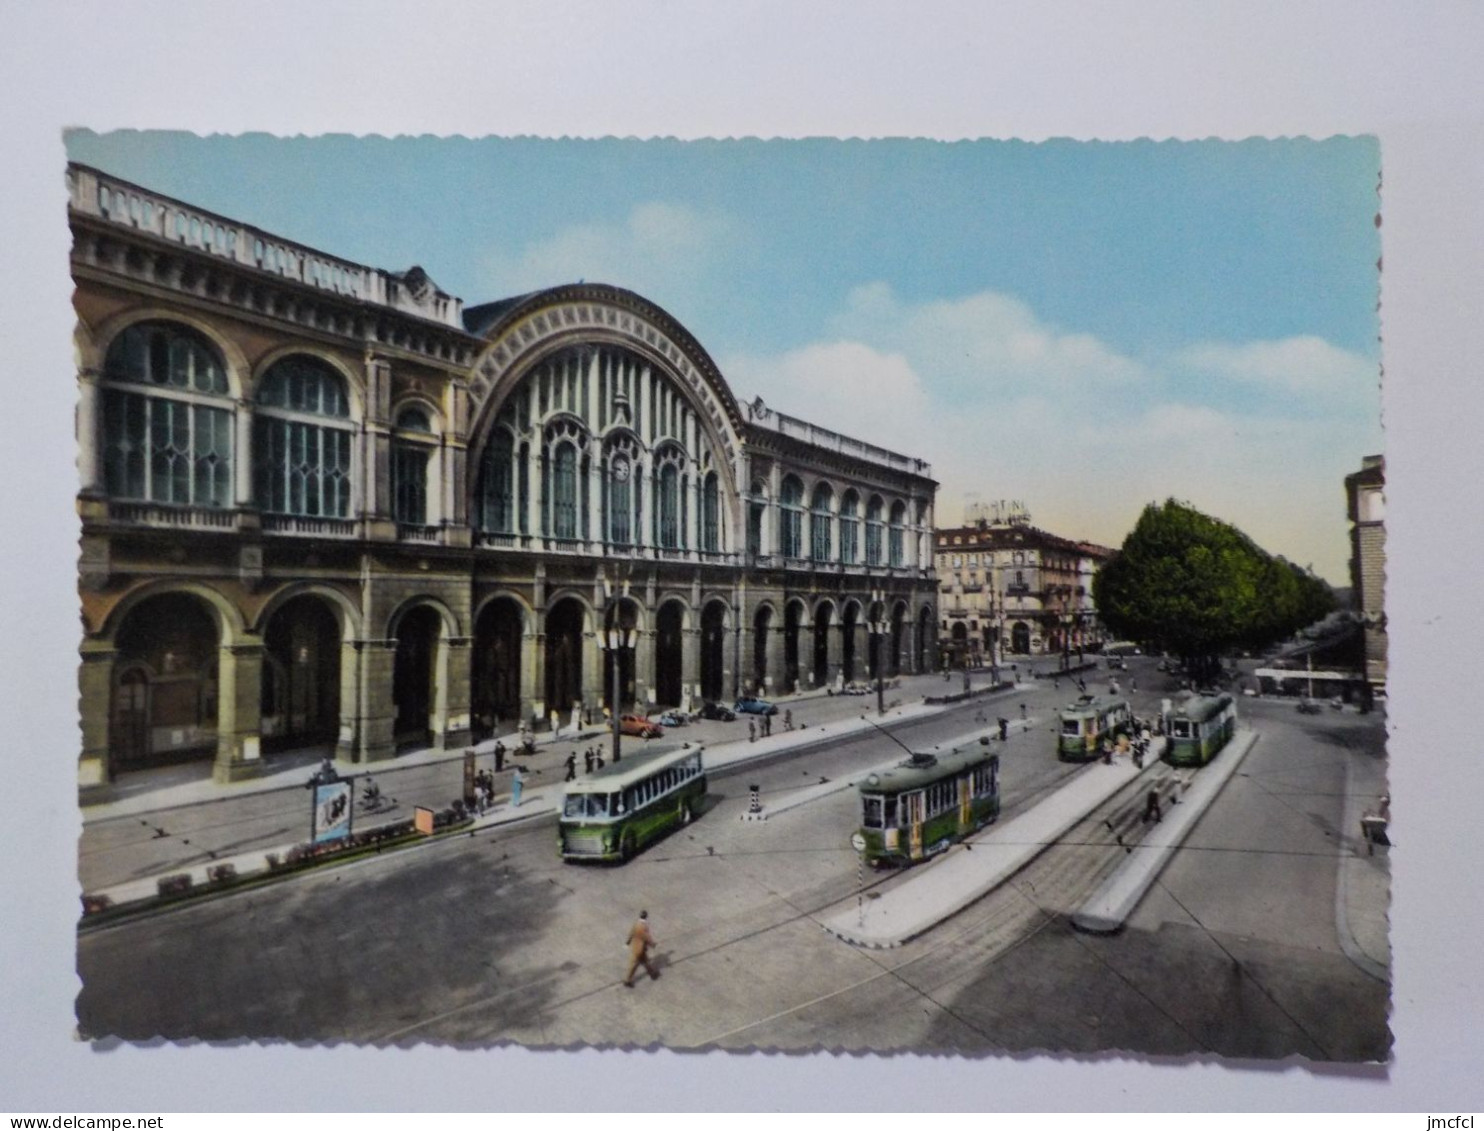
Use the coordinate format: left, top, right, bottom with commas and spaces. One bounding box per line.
70, 164, 938, 800
1345, 454, 1387, 694
934, 515, 1111, 667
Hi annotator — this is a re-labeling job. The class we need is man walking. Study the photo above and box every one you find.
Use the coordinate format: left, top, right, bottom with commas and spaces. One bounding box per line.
624, 909, 660, 987
564, 751, 578, 782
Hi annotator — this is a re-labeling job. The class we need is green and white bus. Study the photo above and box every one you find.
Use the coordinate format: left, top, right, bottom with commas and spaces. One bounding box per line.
1058, 694, 1133, 761
856, 747, 1000, 867
559, 745, 707, 863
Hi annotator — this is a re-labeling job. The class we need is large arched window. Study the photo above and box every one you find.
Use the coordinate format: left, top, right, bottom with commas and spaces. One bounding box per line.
391, 406, 434, 527
253, 355, 353, 517
656, 461, 682, 549
475, 428, 516, 534
889, 500, 907, 567
810, 483, 833, 562
865, 495, 885, 566
550, 441, 579, 540
701, 471, 721, 553
839, 490, 860, 566
604, 438, 639, 546
747, 479, 766, 557
780, 475, 805, 559
102, 321, 233, 507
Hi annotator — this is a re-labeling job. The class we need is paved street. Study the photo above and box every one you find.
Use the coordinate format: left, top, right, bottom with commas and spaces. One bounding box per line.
75, 656, 1389, 1059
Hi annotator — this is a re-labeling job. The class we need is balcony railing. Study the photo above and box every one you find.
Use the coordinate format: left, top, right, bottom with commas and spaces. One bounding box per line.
261, 514, 356, 538
397, 523, 444, 544
107, 501, 239, 531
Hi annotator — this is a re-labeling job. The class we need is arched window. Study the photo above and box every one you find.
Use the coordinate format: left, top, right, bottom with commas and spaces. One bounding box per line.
810, 483, 833, 562
391, 406, 435, 527
476, 428, 516, 534
657, 463, 682, 549
550, 441, 579, 540
605, 443, 636, 546
253, 356, 353, 517
701, 472, 720, 553
102, 321, 233, 507
839, 490, 860, 566
889, 500, 907, 567
747, 479, 766, 557
780, 475, 804, 559
865, 495, 885, 566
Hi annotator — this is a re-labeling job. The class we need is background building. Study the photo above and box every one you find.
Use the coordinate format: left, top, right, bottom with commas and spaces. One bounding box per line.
1345, 454, 1387, 697
70, 165, 938, 798
935, 502, 1110, 668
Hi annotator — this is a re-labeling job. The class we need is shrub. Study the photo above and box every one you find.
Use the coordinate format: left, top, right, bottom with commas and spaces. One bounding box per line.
206, 862, 237, 884
81, 893, 113, 916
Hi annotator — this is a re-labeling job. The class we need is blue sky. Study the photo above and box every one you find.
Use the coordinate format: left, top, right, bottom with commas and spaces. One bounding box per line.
66, 131, 1381, 583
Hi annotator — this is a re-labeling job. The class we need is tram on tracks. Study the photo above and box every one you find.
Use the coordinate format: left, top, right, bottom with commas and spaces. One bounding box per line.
855, 747, 1000, 867
559, 746, 706, 862
1164, 691, 1237, 766
1057, 694, 1133, 761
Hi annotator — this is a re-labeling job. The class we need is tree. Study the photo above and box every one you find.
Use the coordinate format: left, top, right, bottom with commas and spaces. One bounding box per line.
1093, 499, 1334, 683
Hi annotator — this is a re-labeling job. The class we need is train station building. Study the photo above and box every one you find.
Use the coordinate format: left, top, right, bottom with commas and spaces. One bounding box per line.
70, 164, 939, 799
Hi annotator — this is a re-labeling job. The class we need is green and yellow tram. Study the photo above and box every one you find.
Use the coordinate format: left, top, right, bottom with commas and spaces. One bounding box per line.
559, 746, 706, 862
1164, 692, 1237, 766
856, 747, 1000, 867
1058, 694, 1133, 761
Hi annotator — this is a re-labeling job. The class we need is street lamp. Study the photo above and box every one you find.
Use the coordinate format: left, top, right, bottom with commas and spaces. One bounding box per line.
869, 588, 887, 716
601, 575, 636, 763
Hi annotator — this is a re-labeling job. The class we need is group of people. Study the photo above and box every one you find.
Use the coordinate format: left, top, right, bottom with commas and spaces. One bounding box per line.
470, 764, 527, 815
563, 746, 611, 781
746, 711, 790, 742
1101, 721, 1158, 767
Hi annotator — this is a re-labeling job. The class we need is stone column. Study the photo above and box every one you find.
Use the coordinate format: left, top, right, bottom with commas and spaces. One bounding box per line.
214, 639, 266, 783
77, 368, 104, 495
77, 642, 116, 800
234, 398, 254, 507
355, 639, 398, 762
437, 636, 473, 750
363, 356, 392, 523
586, 443, 604, 552
335, 637, 360, 761
525, 629, 545, 725
827, 616, 844, 687
527, 442, 544, 549
685, 469, 700, 558
635, 628, 655, 707
764, 622, 786, 697
680, 625, 700, 711
580, 627, 603, 723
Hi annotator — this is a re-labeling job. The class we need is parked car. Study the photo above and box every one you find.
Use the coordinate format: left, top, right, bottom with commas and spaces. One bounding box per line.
841, 681, 872, 696
698, 701, 736, 721
1296, 698, 1323, 715
619, 714, 664, 738
657, 711, 688, 727
1106, 657, 1126, 671
733, 696, 778, 717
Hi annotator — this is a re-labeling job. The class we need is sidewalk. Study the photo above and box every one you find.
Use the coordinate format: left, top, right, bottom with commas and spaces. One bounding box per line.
80, 673, 965, 908
1336, 732, 1391, 981
820, 753, 1157, 948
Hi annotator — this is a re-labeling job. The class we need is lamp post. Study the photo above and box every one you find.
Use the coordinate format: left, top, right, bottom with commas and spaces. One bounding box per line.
601, 575, 636, 763
870, 588, 887, 716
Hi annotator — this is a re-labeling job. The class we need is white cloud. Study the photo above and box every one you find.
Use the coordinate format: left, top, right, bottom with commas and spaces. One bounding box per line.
476, 202, 733, 306
828, 282, 1150, 396
721, 285, 1380, 582
1174, 336, 1379, 406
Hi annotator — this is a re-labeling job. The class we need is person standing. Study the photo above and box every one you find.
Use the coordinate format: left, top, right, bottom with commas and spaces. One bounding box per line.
1142, 787, 1162, 824
583, 748, 595, 774
623, 910, 660, 987
511, 765, 526, 808
494, 742, 506, 774
784, 709, 793, 732
748, 720, 756, 743
564, 751, 578, 782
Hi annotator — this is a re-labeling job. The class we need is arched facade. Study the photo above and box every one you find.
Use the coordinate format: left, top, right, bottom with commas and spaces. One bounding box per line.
69, 166, 938, 797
